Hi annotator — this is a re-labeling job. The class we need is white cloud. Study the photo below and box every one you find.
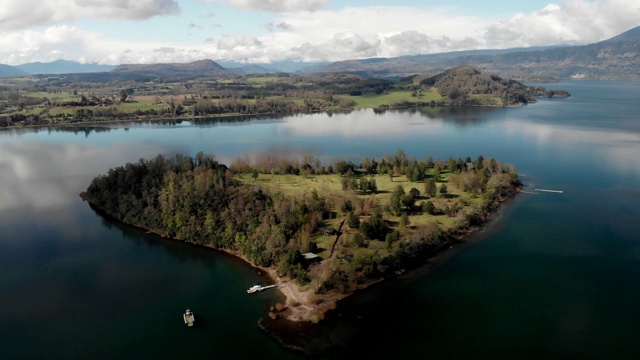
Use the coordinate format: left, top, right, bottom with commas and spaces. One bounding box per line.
381, 31, 481, 57
211, 0, 330, 13
0, 26, 196, 65
244, 6, 490, 62
1, 0, 638, 65
483, 0, 640, 47
266, 22, 293, 32
217, 33, 263, 50
0, 0, 180, 31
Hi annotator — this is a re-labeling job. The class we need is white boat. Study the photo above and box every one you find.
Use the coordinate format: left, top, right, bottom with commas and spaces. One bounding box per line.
183, 309, 195, 327
246, 285, 262, 294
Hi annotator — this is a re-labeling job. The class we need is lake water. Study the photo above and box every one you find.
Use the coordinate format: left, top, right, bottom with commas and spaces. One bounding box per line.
1, 80, 639, 359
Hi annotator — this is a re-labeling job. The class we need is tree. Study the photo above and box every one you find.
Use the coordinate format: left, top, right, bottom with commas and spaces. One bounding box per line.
352, 233, 366, 248
307, 241, 318, 253
400, 187, 420, 211
424, 178, 436, 197
347, 211, 360, 229
341, 199, 354, 214
422, 200, 435, 215
401, 194, 415, 210
394, 149, 406, 167
389, 185, 405, 216
385, 231, 399, 250
361, 207, 388, 240
447, 156, 456, 173
433, 167, 441, 182
439, 183, 448, 197
251, 169, 259, 180
400, 212, 410, 228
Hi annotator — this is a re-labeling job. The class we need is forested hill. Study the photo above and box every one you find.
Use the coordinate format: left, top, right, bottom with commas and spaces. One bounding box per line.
417, 66, 570, 106
110, 59, 231, 78
453, 25, 640, 80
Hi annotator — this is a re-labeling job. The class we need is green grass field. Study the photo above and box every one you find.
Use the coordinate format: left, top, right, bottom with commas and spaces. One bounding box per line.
340, 88, 446, 108
245, 76, 281, 85
117, 100, 168, 112
239, 170, 477, 263
24, 91, 77, 101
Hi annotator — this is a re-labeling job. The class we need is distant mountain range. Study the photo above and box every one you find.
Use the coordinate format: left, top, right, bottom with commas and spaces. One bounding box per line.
0, 25, 638, 80
110, 59, 230, 78
217, 60, 329, 74
15, 60, 115, 75
0, 64, 28, 77
307, 26, 640, 80
301, 46, 561, 77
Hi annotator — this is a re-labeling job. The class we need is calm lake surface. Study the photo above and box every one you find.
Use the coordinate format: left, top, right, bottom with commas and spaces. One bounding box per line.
1, 80, 639, 359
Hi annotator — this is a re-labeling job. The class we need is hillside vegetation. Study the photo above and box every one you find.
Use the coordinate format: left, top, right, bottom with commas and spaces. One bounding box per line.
419, 66, 570, 106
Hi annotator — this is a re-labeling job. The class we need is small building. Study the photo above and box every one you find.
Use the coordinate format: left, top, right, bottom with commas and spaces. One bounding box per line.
319, 227, 336, 236
353, 167, 370, 176
466, 162, 475, 171
302, 252, 322, 265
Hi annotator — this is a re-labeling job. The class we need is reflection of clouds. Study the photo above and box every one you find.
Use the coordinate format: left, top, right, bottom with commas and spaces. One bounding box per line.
504, 119, 640, 177
283, 109, 444, 137
0, 141, 168, 211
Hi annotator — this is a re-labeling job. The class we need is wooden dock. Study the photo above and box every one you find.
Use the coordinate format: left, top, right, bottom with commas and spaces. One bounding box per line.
534, 188, 564, 194
247, 284, 276, 294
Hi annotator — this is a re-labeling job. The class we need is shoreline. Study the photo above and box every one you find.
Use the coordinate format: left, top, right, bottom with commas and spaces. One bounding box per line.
257, 192, 520, 355
1, 100, 535, 131
80, 174, 521, 355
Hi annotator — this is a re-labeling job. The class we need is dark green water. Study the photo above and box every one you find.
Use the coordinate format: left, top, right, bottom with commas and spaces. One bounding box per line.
1, 81, 639, 359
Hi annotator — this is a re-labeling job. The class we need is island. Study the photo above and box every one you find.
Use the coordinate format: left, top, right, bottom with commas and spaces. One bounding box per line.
80, 150, 521, 352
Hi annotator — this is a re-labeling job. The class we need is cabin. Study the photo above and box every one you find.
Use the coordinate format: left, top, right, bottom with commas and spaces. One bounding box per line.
319, 227, 336, 236
466, 162, 475, 171
353, 167, 370, 176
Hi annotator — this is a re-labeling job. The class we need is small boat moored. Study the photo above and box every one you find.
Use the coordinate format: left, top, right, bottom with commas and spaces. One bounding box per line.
183, 309, 195, 327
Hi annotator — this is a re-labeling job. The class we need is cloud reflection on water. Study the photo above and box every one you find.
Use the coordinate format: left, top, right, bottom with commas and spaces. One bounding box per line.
504, 118, 640, 179
283, 108, 446, 137
0, 140, 169, 211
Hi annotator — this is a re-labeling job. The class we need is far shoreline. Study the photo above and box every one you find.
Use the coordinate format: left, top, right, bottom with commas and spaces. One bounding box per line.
1, 95, 550, 132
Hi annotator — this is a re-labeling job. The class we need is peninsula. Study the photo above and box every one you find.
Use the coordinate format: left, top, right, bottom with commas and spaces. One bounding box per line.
2, 65, 568, 128
80, 151, 521, 329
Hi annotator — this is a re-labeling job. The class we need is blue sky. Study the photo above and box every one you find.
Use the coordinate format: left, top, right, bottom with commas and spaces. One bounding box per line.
0, 0, 638, 65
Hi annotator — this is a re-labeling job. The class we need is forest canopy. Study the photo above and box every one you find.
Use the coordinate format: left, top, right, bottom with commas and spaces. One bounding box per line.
80, 151, 521, 292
